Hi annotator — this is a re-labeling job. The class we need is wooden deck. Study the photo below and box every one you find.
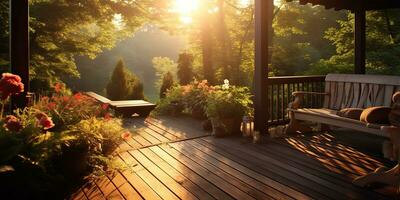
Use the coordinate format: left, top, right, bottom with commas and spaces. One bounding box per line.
70, 117, 397, 200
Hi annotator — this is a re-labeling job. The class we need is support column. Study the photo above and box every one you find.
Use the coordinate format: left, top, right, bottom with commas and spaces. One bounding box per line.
354, 8, 366, 74
10, 0, 30, 108
254, 0, 273, 134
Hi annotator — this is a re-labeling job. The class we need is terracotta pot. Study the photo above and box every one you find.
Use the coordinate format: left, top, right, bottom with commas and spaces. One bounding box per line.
191, 107, 207, 119
211, 117, 242, 137
56, 144, 89, 179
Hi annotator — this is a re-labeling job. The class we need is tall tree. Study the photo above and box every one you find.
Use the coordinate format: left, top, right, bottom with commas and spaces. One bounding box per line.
177, 52, 194, 85
308, 10, 400, 75
107, 59, 144, 100
159, 71, 174, 98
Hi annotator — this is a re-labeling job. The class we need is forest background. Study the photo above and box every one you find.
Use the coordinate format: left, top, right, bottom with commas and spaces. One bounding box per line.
0, 0, 399, 101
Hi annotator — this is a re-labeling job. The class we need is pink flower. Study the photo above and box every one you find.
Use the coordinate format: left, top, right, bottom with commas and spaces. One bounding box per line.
3, 115, 22, 132
0, 73, 24, 100
39, 116, 55, 130
121, 132, 131, 140
182, 85, 192, 95
47, 102, 57, 110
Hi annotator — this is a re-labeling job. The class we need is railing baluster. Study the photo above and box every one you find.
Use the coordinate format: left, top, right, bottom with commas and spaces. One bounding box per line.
265, 75, 326, 126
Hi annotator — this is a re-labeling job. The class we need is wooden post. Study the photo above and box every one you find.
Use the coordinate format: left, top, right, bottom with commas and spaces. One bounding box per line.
354, 8, 366, 74
254, 0, 273, 134
10, 0, 30, 108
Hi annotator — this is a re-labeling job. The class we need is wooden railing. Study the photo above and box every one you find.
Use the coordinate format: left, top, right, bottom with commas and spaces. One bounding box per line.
267, 75, 326, 126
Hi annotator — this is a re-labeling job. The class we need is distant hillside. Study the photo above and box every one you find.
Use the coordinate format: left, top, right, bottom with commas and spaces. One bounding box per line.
66, 25, 185, 102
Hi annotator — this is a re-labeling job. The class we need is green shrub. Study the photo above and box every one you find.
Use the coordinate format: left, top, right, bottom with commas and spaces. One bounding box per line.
177, 52, 194, 85
106, 59, 144, 100
153, 85, 185, 116
159, 72, 175, 98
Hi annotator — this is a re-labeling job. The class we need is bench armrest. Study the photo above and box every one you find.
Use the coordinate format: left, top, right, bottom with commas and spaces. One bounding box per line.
289, 91, 329, 109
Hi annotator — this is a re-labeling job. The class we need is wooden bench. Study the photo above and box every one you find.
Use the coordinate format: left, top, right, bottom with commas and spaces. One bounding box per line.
85, 92, 156, 118
286, 74, 400, 137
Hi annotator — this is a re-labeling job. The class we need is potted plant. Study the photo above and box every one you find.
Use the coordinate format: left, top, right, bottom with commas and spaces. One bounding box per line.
205, 80, 252, 137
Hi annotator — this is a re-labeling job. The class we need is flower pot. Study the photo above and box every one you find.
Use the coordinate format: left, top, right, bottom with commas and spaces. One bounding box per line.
55, 144, 89, 179
102, 139, 118, 155
191, 107, 207, 119
211, 117, 242, 137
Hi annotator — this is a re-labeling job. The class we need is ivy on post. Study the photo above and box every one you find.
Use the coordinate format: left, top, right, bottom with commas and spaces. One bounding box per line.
254, 0, 273, 135
10, 0, 30, 109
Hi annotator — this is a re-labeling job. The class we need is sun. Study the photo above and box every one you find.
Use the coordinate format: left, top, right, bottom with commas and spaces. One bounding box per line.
172, 0, 199, 24
173, 0, 199, 14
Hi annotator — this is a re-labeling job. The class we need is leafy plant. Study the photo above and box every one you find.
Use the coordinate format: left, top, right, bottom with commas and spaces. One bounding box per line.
205, 80, 253, 120
34, 92, 109, 130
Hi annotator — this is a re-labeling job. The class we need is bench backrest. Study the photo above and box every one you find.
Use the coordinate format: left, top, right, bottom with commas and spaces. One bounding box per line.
324, 74, 400, 110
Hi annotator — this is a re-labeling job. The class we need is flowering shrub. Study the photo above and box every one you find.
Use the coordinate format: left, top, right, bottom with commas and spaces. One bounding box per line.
34, 92, 110, 130
153, 80, 214, 117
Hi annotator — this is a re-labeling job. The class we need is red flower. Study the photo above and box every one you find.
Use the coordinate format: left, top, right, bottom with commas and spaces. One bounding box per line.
73, 93, 82, 100
3, 115, 22, 132
101, 103, 109, 110
104, 113, 112, 121
39, 116, 55, 130
121, 131, 131, 140
53, 82, 64, 93
0, 73, 24, 100
47, 102, 57, 110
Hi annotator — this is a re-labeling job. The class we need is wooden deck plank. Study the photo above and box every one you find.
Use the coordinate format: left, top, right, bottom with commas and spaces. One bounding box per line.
135, 127, 163, 144
171, 141, 294, 200
136, 124, 171, 143
107, 172, 143, 200
82, 181, 106, 200
145, 118, 205, 139
116, 155, 162, 200
149, 146, 234, 200
135, 120, 180, 141
198, 138, 333, 200
169, 142, 274, 200
120, 152, 180, 200
129, 150, 199, 200
286, 137, 384, 170
70, 189, 88, 200
139, 148, 215, 200
198, 138, 384, 200
186, 140, 312, 200
158, 145, 255, 200
94, 176, 120, 198
246, 139, 382, 195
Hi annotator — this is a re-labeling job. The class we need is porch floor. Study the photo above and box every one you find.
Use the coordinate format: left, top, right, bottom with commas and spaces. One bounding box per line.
70, 117, 396, 199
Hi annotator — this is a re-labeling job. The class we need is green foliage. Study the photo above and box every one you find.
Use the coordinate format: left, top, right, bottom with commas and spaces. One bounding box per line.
308, 10, 400, 75
106, 59, 144, 100
152, 85, 185, 116
62, 117, 126, 174
205, 83, 252, 120
34, 93, 106, 130
152, 56, 178, 89
159, 72, 175, 99
177, 52, 194, 85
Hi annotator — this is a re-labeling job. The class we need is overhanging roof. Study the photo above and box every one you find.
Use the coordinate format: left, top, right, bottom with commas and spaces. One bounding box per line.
299, 0, 400, 11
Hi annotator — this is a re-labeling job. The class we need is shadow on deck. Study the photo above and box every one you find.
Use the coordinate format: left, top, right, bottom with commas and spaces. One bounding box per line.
70, 117, 397, 199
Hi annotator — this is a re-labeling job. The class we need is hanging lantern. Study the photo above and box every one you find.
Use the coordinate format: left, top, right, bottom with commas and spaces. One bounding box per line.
241, 116, 254, 137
